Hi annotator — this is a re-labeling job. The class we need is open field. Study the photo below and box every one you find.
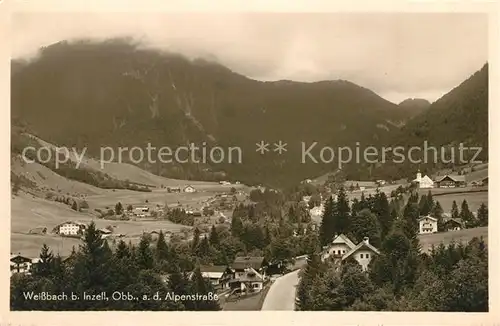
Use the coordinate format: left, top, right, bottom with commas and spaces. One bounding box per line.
11, 135, 248, 258
430, 190, 488, 212
418, 226, 488, 252
11, 181, 244, 257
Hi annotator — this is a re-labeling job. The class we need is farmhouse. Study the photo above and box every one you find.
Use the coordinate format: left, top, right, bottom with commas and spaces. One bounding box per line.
228, 268, 265, 293
418, 215, 438, 234
134, 206, 150, 217
321, 235, 380, 272
232, 256, 268, 277
469, 176, 488, 187
167, 187, 181, 193
53, 221, 87, 236
29, 226, 47, 235
10, 254, 39, 276
183, 185, 196, 193
413, 171, 434, 189
342, 237, 380, 272
435, 175, 466, 188
198, 265, 233, 289
443, 218, 463, 232
321, 234, 356, 261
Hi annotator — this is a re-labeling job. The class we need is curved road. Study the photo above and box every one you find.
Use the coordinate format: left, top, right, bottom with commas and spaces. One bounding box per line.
261, 270, 300, 310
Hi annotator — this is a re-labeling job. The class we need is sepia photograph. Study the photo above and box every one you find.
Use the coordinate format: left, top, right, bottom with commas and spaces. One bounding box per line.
8, 9, 491, 315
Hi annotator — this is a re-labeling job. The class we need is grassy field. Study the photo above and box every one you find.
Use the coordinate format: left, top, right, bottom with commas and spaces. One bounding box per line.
418, 226, 488, 252
11, 181, 244, 257
430, 191, 488, 212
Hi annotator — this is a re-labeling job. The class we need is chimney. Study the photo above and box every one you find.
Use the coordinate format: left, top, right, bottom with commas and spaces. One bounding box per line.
363, 237, 369, 244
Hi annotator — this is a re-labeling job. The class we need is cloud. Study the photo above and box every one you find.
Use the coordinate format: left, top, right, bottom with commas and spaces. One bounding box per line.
11, 12, 488, 103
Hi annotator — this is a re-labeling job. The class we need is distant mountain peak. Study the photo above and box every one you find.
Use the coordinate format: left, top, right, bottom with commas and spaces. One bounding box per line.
398, 98, 431, 116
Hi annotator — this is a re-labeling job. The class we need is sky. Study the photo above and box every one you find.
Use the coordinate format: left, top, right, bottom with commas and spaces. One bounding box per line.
11, 12, 488, 103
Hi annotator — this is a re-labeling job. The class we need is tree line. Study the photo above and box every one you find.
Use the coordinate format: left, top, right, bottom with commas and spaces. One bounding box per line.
298, 186, 488, 312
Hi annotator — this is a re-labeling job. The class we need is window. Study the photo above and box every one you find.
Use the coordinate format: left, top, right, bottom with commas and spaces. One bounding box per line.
342, 250, 345, 254
360, 254, 364, 258
366, 254, 370, 258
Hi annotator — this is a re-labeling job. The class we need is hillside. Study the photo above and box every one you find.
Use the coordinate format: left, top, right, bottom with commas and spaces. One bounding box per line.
399, 64, 488, 152
344, 64, 489, 181
398, 98, 431, 117
11, 38, 414, 188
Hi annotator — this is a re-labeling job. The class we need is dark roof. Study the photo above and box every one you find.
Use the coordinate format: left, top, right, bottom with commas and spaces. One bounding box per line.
199, 265, 230, 273
443, 218, 463, 226
435, 175, 466, 183
231, 256, 266, 270
238, 273, 264, 283
10, 254, 32, 263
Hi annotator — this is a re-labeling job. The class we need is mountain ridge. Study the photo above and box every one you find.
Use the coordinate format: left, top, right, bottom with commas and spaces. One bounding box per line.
11, 38, 414, 187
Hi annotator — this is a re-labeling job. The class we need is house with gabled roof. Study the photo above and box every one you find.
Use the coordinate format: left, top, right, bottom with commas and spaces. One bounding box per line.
183, 185, 196, 193
229, 256, 268, 293
231, 256, 268, 274
443, 218, 463, 232
418, 215, 438, 234
52, 221, 87, 236
199, 265, 233, 289
435, 175, 466, 188
10, 254, 41, 276
341, 237, 380, 271
322, 235, 380, 272
321, 234, 356, 261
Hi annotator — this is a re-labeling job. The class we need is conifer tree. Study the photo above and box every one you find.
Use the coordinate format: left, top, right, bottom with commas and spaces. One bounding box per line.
319, 196, 336, 246
208, 225, 219, 246
349, 209, 382, 248
230, 215, 244, 237
136, 235, 154, 270
432, 201, 445, 231
477, 203, 488, 227
460, 199, 475, 227
115, 240, 130, 259
34, 244, 54, 277
156, 230, 169, 261
373, 191, 392, 240
192, 227, 201, 251
451, 200, 460, 219
115, 202, 123, 215
334, 187, 350, 235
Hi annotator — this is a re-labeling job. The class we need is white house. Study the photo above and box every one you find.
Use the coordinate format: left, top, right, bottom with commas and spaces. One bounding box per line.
55, 221, 87, 236
196, 265, 232, 290
413, 171, 434, 188
183, 185, 196, 193
10, 254, 40, 276
341, 237, 380, 271
321, 234, 356, 261
322, 235, 380, 272
418, 215, 438, 234
134, 206, 150, 217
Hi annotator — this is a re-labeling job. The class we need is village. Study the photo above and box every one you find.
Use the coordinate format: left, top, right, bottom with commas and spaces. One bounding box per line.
11, 161, 488, 310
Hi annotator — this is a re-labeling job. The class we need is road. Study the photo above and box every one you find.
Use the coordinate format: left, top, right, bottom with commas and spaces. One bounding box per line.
261, 270, 300, 311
